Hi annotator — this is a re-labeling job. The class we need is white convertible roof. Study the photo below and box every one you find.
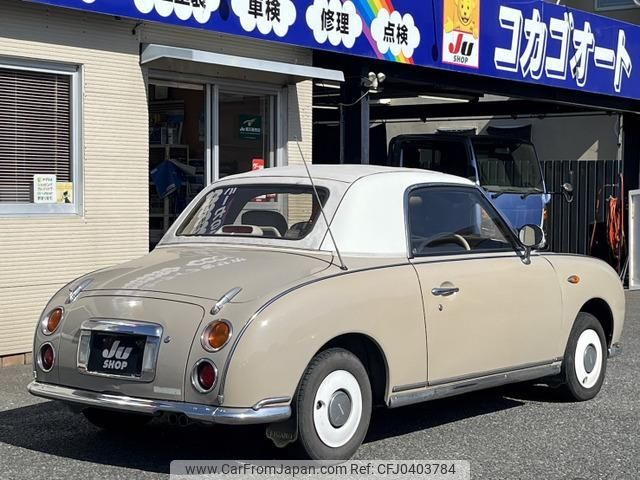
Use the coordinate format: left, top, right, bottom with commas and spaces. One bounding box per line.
223, 165, 474, 186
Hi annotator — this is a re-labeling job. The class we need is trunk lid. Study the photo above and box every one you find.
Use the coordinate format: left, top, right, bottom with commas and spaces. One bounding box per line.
56, 295, 205, 401
86, 245, 333, 302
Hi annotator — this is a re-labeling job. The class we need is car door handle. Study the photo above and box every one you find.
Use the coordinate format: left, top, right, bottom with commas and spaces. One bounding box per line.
431, 287, 460, 297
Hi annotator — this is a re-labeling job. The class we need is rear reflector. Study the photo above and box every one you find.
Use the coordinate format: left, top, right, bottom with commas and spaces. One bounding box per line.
39, 343, 55, 372
192, 359, 217, 393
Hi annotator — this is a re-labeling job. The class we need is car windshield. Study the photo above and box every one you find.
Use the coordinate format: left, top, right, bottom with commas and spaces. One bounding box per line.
177, 185, 328, 240
472, 140, 544, 194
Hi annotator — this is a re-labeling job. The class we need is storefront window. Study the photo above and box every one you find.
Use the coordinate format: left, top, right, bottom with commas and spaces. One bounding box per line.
218, 91, 275, 178
147, 81, 280, 249
0, 62, 81, 215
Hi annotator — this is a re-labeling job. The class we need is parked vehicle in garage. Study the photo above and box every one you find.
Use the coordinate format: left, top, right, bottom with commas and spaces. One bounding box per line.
29, 165, 623, 460
387, 134, 574, 230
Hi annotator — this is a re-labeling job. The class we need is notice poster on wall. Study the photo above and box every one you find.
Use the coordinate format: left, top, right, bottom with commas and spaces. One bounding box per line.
56, 182, 74, 204
33, 175, 57, 204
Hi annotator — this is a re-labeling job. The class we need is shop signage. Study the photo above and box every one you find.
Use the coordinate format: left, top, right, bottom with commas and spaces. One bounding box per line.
25, 0, 640, 101
239, 115, 263, 140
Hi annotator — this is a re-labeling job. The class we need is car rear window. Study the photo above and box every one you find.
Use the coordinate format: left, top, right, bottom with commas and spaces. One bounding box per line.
177, 185, 329, 241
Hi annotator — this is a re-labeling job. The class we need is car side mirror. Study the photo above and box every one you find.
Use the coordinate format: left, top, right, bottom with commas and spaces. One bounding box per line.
518, 224, 545, 264
561, 182, 574, 203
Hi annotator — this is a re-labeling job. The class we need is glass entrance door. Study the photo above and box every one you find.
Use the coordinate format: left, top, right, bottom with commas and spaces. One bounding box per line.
217, 90, 276, 178
146, 78, 280, 250
148, 81, 206, 249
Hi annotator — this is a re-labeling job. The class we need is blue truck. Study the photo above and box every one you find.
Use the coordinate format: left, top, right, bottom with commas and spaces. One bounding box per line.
387, 133, 573, 230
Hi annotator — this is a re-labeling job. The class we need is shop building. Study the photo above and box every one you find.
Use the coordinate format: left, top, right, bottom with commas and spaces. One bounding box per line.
2, 0, 640, 362
0, 0, 342, 361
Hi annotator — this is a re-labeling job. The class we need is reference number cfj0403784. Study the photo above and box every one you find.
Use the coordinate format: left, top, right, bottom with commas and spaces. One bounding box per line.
171, 460, 471, 480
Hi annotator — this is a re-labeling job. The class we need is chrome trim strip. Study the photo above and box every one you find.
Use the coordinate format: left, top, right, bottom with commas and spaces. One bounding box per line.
252, 396, 291, 411
76, 319, 163, 383
28, 381, 291, 425
392, 382, 428, 394
608, 342, 622, 358
80, 319, 163, 338
211, 287, 242, 315
388, 361, 562, 409
428, 359, 562, 387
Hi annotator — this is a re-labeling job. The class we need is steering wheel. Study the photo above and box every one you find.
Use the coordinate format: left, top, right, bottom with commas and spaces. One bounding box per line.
416, 233, 471, 253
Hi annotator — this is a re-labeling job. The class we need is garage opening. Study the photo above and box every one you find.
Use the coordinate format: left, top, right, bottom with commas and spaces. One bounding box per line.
311, 52, 639, 280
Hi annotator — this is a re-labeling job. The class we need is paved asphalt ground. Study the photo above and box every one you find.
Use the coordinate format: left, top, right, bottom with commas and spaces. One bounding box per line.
1, 294, 639, 480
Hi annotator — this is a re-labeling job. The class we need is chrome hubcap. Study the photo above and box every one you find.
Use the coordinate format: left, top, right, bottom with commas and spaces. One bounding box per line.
328, 390, 352, 428
583, 344, 597, 374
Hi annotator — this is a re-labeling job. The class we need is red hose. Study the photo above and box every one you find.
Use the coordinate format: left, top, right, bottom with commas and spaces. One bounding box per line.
607, 174, 625, 271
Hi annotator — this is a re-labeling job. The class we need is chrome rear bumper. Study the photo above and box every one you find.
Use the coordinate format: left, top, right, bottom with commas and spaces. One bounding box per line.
28, 381, 291, 425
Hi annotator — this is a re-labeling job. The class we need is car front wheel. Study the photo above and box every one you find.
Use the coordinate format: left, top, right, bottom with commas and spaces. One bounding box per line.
296, 348, 372, 460
560, 312, 607, 401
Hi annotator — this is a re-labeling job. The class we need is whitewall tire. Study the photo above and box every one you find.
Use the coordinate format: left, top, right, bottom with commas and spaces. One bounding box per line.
560, 312, 607, 401
574, 329, 603, 390
296, 348, 372, 460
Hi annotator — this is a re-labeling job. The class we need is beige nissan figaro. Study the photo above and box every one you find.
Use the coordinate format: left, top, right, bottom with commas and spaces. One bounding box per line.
29, 165, 624, 460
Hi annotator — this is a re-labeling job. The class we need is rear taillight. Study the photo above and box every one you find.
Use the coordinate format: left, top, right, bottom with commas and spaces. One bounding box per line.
192, 359, 217, 393
38, 343, 55, 372
41, 307, 64, 335
201, 320, 232, 352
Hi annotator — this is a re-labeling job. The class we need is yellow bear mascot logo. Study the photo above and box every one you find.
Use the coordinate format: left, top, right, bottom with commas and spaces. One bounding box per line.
445, 0, 479, 39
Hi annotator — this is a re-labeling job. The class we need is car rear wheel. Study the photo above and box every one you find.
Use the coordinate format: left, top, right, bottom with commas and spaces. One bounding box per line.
559, 312, 607, 401
296, 348, 372, 460
83, 407, 152, 431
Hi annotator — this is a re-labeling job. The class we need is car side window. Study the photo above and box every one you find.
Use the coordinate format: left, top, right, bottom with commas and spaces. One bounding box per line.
408, 186, 516, 257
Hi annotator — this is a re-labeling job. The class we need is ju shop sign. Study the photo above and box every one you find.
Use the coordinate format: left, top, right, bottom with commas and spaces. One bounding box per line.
25, 0, 640, 101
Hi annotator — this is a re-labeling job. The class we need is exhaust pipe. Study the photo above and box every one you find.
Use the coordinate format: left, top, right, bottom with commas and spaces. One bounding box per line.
166, 412, 190, 427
